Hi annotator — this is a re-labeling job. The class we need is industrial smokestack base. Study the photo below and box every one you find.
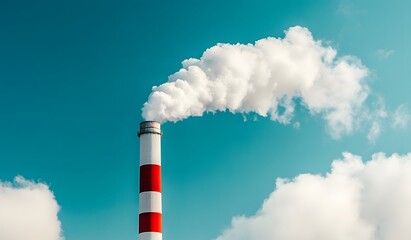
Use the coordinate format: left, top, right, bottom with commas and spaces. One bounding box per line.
138, 121, 162, 240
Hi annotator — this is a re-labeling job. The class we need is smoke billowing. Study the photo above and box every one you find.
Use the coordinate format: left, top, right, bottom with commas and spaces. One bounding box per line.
216, 152, 411, 240
142, 26, 369, 138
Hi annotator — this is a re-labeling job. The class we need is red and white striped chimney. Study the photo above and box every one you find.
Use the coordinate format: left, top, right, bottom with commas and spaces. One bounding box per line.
138, 121, 162, 240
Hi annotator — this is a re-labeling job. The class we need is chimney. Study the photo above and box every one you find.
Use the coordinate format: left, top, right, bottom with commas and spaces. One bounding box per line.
138, 121, 162, 240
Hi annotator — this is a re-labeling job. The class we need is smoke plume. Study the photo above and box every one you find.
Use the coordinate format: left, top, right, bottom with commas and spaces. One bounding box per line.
216, 152, 411, 240
0, 176, 63, 240
142, 26, 369, 138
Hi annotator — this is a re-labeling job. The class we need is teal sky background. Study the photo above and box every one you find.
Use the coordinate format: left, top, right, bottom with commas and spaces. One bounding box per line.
0, 0, 410, 239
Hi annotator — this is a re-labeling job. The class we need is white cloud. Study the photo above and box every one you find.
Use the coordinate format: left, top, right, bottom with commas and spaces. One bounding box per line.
216, 152, 411, 240
375, 49, 395, 58
143, 26, 370, 139
0, 176, 63, 240
392, 104, 410, 129
367, 121, 381, 143
337, 2, 364, 15
364, 98, 387, 143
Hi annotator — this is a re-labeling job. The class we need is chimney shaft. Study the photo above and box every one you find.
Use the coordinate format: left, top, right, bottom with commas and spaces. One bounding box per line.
138, 121, 162, 240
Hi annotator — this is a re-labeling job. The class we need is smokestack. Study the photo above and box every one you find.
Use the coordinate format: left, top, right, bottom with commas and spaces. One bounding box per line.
138, 121, 162, 240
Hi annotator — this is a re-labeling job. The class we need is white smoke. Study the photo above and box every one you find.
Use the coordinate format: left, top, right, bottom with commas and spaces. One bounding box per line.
0, 176, 63, 240
142, 26, 369, 138
216, 152, 411, 240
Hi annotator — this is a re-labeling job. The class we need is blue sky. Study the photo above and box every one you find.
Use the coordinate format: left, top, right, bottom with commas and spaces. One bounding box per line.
0, 0, 410, 239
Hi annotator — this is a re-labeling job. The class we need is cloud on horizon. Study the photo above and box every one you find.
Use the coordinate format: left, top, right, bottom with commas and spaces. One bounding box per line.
216, 152, 411, 240
0, 176, 63, 240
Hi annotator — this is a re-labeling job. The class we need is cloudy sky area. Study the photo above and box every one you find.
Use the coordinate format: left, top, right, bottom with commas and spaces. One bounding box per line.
0, 0, 410, 239
0, 177, 63, 240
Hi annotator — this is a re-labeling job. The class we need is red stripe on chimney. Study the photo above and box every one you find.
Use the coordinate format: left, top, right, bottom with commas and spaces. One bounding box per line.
139, 212, 162, 233
140, 164, 161, 192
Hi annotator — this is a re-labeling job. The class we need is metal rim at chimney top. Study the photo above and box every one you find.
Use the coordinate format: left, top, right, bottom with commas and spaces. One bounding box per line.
138, 121, 162, 137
